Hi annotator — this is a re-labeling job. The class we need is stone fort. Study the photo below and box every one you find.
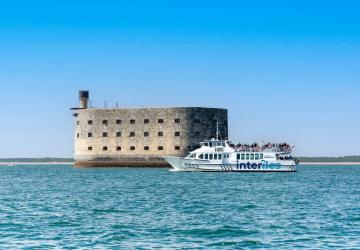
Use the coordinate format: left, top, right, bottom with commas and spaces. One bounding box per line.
72, 91, 228, 167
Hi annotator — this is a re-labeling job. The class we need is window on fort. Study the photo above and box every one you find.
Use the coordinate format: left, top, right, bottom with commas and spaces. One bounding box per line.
130, 119, 135, 124
144, 119, 149, 124
88, 146, 92, 151
174, 146, 180, 150
76, 121, 80, 125
116, 146, 121, 151
195, 131, 200, 137
130, 146, 135, 151
174, 119, 180, 123
158, 146, 164, 150
158, 131, 163, 137
129, 132, 135, 137
144, 146, 149, 150
103, 146, 108, 151
116, 132, 122, 137
102, 120, 108, 125
116, 119, 122, 124
144, 132, 149, 137
102, 132, 108, 137
88, 120, 92, 125
77, 133, 79, 138
195, 119, 200, 123
158, 119, 164, 123
174, 131, 180, 137
88, 132, 92, 138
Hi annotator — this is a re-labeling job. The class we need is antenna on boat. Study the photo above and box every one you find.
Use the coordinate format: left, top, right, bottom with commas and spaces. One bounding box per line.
216, 122, 219, 140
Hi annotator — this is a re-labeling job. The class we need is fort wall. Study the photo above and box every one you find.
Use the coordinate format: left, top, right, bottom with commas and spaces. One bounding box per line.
73, 106, 228, 167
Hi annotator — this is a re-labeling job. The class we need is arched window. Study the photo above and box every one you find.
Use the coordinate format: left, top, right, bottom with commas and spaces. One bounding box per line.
88, 146, 92, 151
174, 146, 180, 150
130, 119, 135, 124
158, 131, 163, 137
88, 120, 92, 125
116, 146, 121, 151
158, 146, 164, 150
88, 132, 92, 137
116, 132, 122, 137
129, 132, 135, 137
103, 146, 108, 151
144, 132, 149, 137
144, 146, 149, 150
130, 146, 135, 151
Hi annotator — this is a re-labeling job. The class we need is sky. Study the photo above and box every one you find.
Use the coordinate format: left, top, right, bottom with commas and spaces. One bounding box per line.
0, 0, 359, 157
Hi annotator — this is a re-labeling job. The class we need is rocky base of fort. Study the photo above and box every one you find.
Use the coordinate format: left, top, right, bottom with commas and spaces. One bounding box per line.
74, 156, 170, 167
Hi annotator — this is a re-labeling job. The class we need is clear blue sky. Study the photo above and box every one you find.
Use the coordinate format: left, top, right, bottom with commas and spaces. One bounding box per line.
0, 0, 359, 157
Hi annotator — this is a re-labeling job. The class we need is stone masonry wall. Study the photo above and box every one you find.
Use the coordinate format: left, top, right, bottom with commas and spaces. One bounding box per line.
73, 107, 227, 166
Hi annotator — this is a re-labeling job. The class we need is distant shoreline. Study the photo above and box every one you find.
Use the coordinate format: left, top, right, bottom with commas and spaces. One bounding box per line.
300, 162, 360, 165
0, 162, 74, 165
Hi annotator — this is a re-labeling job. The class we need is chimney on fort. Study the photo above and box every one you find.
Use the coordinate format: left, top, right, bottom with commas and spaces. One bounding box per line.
79, 90, 89, 109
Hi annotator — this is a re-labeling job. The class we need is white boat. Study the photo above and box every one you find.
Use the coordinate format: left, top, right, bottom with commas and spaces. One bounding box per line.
164, 126, 298, 172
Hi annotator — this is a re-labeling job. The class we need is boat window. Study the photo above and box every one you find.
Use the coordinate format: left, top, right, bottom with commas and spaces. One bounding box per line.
250, 154, 255, 160
255, 153, 259, 160
237, 154, 240, 160
204, 143, 209, 147
217, 142, 221, 146
209, 154, 213, 160
219, 154, 222, 160
198, 154, 204, 159
214, 154, 218, 160
246, 154, 250, 160
222, 143, 225, 147
205, 154, 208, 160
189, 154, 195, 158
260, 154, 263, 159
241, 154, 245, 160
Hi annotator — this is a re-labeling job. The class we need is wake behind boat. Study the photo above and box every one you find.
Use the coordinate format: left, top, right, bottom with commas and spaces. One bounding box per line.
164, 125, 298, 172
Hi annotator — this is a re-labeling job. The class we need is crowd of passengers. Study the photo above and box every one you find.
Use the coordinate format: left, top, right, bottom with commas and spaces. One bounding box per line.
229, 142, 292, 152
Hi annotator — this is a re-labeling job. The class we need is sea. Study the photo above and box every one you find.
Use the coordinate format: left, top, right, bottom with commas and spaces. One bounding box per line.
0, 164, 359, 249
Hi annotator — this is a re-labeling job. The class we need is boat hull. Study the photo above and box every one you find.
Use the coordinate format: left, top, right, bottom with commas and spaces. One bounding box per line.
163, 156, 297, 172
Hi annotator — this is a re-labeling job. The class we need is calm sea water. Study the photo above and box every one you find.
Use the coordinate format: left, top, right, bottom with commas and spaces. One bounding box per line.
0, 165, 359, 249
